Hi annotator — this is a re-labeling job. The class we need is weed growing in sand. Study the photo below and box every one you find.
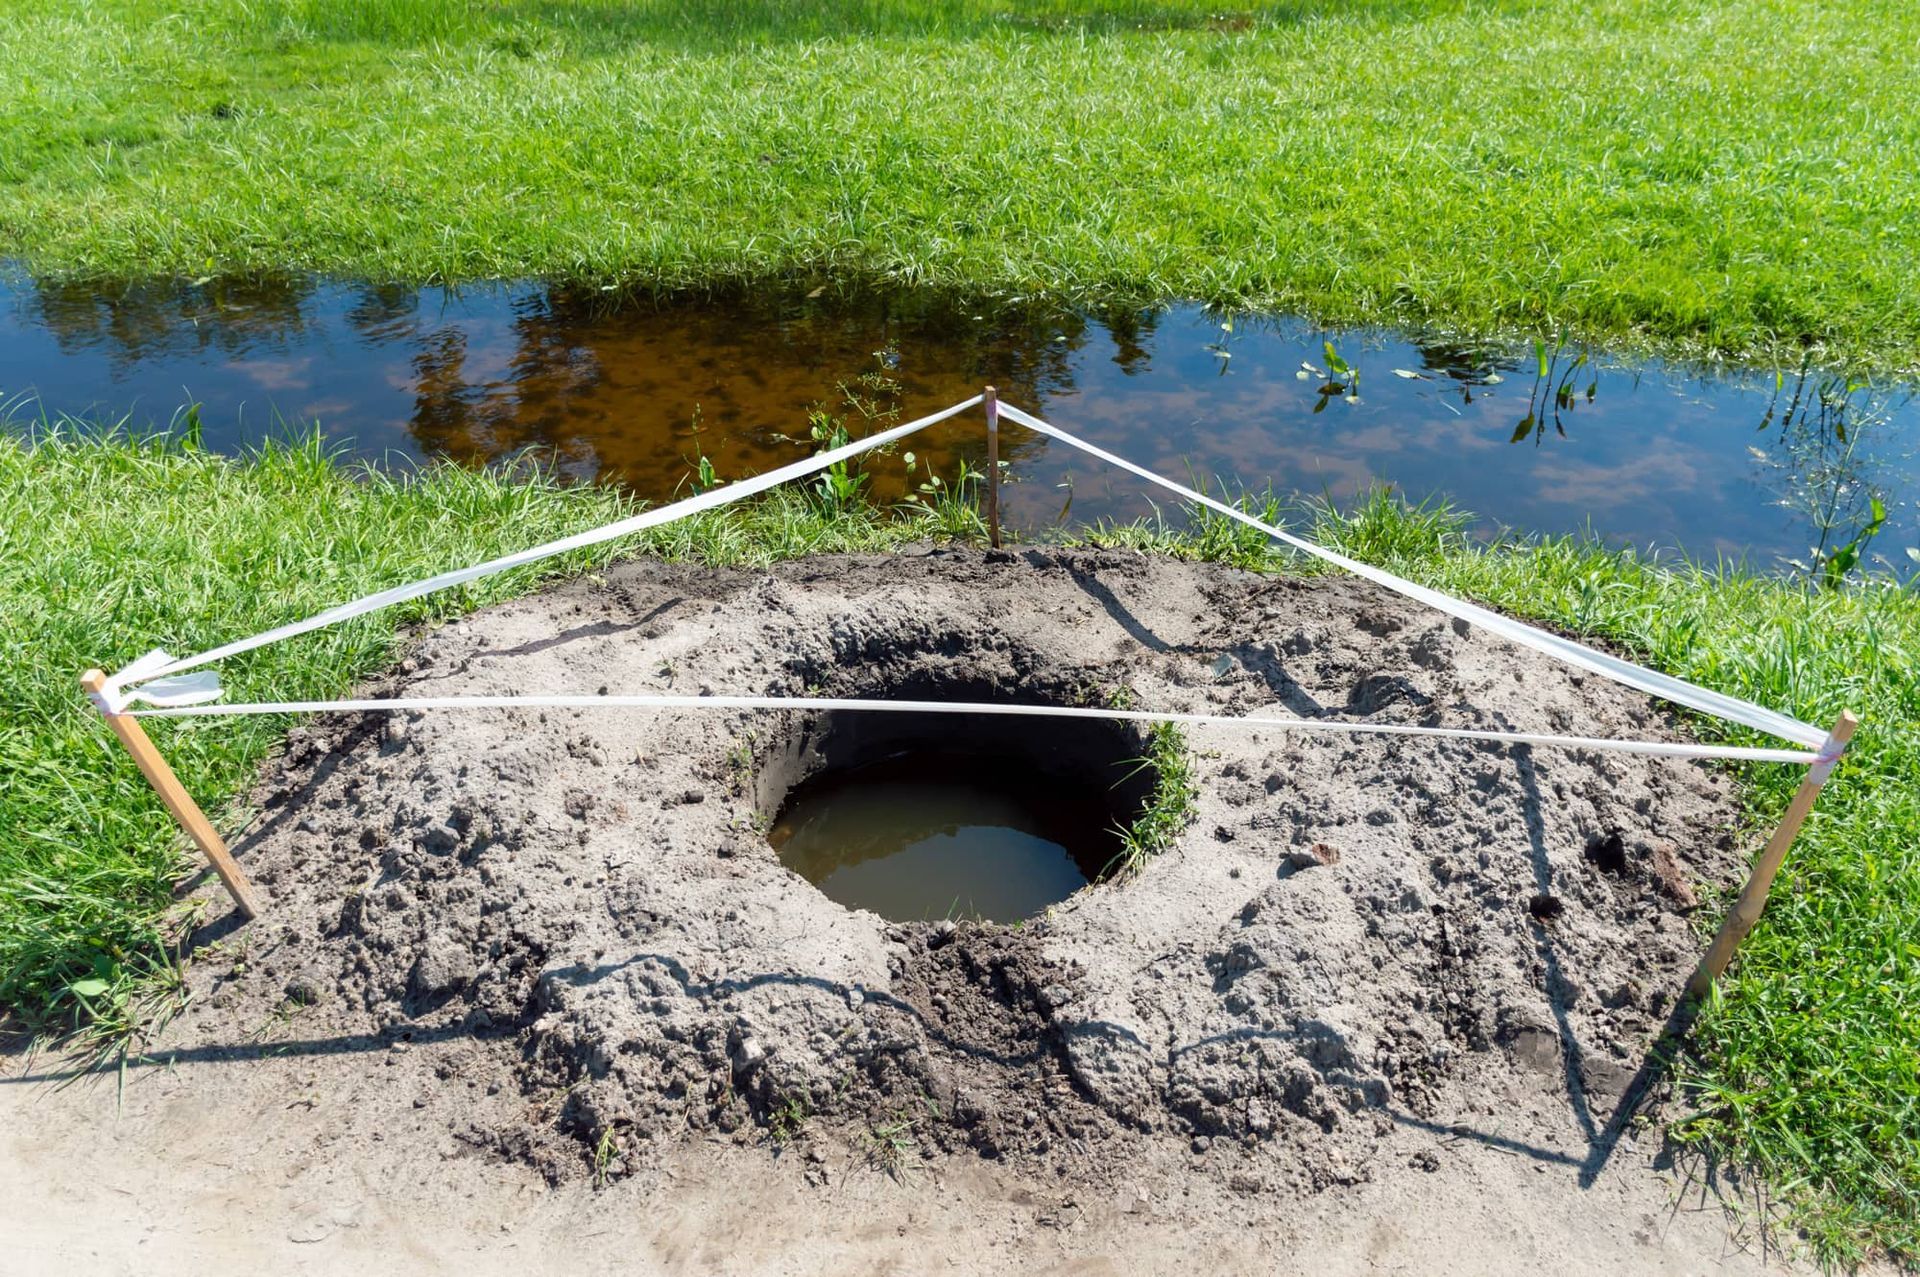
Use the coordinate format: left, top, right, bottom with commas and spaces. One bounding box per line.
245, 996, 308, 1046
863, 1115, 921, 1183
1106, 722, 1197, 879
593, 1125, 623, 1188
726, 733, 757, 793
767, 1094, 810, 1147
1072, 682, 1135, 712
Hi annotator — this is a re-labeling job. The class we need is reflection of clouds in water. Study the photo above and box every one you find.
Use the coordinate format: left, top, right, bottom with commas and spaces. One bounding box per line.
229, 356, 314, 393
293, 398, 357, 424
450, 335, 521, 388
1046, 371, 1510, 462
1258, 451, 1378, 502
1050, 376, 1526, 507
1027, 401, 1384, 506
1331, 421, 1432, 459
1426, 410, 1514, 454
1525, 449, 1707, 513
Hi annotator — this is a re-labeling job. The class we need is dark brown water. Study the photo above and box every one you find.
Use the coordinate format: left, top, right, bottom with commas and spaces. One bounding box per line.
768, 748, 1119, 922
4, 273, 1914, 569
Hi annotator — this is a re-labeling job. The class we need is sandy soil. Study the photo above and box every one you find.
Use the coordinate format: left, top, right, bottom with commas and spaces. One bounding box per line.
0, 1045, 1787, 1275
0, 548, 1821, 1273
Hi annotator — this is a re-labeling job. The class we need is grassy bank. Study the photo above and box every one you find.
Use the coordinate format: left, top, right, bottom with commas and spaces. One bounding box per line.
2, 430, 1915, 1259
0, 427, 974, 1041
2, 0, 1918, 368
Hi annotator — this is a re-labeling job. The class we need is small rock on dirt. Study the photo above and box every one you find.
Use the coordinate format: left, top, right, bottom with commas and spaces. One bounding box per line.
1649, 840, 1699, 908
1282, 841, 1341, 871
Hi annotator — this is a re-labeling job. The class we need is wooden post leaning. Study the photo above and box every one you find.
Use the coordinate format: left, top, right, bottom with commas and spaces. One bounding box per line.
983, 385, 1002, 549
81, 669, 262, 919
1684, 709, 1858, 1003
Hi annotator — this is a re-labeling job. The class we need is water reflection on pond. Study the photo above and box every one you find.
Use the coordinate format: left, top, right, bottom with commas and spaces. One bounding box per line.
3, 273, 1913, 572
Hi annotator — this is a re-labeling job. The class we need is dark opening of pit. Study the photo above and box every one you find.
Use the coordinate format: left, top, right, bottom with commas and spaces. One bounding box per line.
763, 709, 1155, 923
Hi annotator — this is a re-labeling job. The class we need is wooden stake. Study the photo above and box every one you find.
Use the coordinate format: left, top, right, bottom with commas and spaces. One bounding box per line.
82, 669, 262, 919
1685, 709, 1858, 1002
983, 385, 1001, 549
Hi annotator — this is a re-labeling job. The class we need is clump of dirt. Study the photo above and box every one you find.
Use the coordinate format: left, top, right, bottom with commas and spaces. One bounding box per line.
187, 547, 1741, 1196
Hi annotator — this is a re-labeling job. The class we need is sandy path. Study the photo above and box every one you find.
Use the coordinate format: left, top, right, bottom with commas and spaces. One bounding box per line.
1, 1045, 1787, 1276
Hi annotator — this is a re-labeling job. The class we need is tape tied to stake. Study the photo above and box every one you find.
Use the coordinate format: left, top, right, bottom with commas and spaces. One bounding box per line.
1808, 736, 1851, 784
92, 649, 217, 714
93, 650, 227, 714
127, 669, 226, 709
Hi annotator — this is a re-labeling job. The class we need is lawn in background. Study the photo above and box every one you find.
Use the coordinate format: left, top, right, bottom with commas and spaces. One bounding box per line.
0, 0, 1916, 367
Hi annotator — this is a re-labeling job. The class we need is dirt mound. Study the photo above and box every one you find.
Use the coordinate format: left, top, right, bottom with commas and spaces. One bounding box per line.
194, 547, 1740, 1195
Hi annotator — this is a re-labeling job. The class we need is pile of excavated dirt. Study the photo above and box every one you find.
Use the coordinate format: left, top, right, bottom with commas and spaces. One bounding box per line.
186, 546, 1741, 1197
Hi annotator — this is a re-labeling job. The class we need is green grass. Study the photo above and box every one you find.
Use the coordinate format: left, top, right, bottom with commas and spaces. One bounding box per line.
3, 432, 1917, 1260
2, 0, 1918, 368
0, 423, 960, 1044
1109, 720, 1196, 878
863, 1112, 922, 1182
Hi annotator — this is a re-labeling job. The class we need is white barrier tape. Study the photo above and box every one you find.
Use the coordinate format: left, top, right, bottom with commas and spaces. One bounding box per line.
996, 402, 1828, 751
1808, 732, 1851, 784
124, 692, 1821, 764
93, 648, 180, 713
92, 651, 222, 714
124, 670, 225, 711
96, 392, 1828, 769
102, 394, 984, 707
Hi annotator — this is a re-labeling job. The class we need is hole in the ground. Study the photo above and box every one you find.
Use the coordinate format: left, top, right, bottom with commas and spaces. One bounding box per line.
762, 709, 1155, 922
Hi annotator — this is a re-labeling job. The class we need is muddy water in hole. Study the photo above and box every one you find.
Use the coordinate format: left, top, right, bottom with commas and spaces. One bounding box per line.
3, 273, 1914, 567
768, 750, 1120, 923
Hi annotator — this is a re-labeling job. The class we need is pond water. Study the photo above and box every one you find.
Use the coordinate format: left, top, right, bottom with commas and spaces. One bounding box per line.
767, 747, 1116, 922
4, 273, 1914, 570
